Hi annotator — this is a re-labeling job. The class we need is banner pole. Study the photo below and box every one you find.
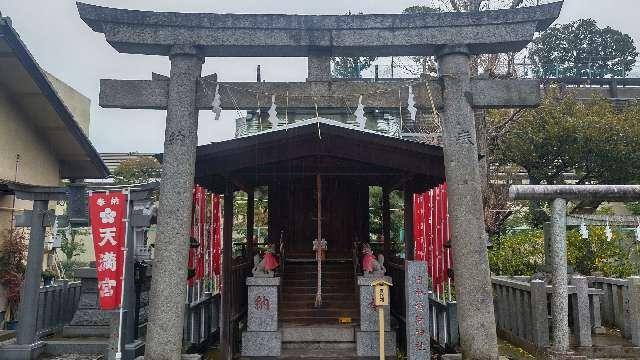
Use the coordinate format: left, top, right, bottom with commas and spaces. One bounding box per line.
116, 188, 131, 360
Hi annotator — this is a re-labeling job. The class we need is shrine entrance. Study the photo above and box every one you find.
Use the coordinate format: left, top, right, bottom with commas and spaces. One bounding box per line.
270, 175, 365, 260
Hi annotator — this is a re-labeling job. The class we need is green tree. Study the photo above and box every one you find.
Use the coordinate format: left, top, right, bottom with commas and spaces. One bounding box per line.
332, 57, 377, 79
491, 91, 640, 226
530, 19, 638, 78
57, 227, 88, 279
492, 91, 640, 186
402, 5, 440, 14
112, 156, 161, 185
489, 227, 640, 277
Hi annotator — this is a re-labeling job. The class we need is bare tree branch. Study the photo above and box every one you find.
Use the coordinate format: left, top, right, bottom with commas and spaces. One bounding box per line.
510, 0, 525, 8
449, 0, 462, 12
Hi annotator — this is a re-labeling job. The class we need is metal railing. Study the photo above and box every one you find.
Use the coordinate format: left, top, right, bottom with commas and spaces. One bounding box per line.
36, 281, 82, 338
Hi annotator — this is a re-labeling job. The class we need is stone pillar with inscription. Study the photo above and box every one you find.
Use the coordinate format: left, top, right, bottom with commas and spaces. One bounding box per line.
241, 277, 282, 357
405, 261, 430, 360
356, 276, 396, 357
437, 45, 499, 359
145, 45, 204, 360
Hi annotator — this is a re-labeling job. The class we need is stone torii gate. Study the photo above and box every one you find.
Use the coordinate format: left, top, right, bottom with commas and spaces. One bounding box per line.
510, 185, 640, 356
77, 3, 563, 359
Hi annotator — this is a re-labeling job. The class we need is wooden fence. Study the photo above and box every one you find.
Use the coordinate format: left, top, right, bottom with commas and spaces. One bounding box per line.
36, 281, 82, 338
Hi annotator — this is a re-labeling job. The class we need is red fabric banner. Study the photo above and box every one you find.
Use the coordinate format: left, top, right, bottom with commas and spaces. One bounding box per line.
412, 183, 453, 295
413, 193, 426, 261
196, 186, 206, 281
210, 194, 221, 277
88, 191, 126, 310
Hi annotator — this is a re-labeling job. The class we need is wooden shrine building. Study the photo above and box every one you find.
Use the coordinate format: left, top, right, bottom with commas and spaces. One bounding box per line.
194, 118, 444, 352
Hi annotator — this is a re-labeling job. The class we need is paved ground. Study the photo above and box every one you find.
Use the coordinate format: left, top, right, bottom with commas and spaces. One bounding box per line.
38, 354, 102, 360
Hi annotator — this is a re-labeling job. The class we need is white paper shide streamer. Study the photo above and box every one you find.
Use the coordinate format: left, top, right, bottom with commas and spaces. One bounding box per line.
579, 222, 588, 239
212, 84, 222, 120
635, 222, 640, 242
605, 221, 613, 241
268, 95, 279, 129
407, 85, 417, 122
354, 95, 367, 129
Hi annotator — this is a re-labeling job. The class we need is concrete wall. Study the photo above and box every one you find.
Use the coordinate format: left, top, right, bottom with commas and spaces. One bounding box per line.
0, 86, 62, 232
45, 71, 91, 135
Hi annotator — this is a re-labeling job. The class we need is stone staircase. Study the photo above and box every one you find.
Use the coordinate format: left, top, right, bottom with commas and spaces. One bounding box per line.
280, 324, 358, 359
279, 260, 360, 358
280, 260, 359, 324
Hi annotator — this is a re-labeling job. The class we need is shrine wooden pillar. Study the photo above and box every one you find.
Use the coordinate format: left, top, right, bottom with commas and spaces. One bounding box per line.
382, 186, 391, 259
403, 189, 414, 261
246, 189, 255, 259
221, 184, 234, 360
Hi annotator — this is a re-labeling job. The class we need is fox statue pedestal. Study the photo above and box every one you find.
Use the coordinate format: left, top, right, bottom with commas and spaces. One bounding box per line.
356, 276, 396, 357
241, 276, 282, 357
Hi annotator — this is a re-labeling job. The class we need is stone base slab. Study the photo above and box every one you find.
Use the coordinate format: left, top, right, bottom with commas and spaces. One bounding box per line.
0, 341, 46, 360
355, 330, 396, 357
135, 355, 201, 360
242, 331, 282, 357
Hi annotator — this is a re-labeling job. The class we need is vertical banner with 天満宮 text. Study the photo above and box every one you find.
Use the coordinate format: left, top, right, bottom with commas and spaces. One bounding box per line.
88, 191, 127, 310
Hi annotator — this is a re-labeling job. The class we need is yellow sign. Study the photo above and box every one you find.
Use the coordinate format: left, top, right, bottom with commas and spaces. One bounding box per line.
374, 284, 389, 306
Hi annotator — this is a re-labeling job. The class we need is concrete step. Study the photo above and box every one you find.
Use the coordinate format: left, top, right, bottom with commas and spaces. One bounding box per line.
282, 324, 356, 342
282, 342, 356, 350
279, 347, 358, 359
43, 338, 108, 357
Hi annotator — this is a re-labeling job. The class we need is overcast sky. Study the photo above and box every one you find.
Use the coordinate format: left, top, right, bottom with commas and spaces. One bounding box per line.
1, 0, 638, 153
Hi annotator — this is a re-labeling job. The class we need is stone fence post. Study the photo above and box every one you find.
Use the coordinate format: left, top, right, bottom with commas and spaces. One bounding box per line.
530, 280, 549, 349
629, 277, 640, 346
571, 276, 592, 347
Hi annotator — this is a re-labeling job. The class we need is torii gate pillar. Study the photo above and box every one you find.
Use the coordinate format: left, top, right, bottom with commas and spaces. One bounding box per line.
145, 45, 204, 360
437, 45, 499, 359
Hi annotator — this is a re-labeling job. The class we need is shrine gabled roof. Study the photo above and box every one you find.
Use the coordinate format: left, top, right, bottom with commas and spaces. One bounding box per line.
192, 118, 445, 189
0, 15, 109, 179
77, 1, 563, 57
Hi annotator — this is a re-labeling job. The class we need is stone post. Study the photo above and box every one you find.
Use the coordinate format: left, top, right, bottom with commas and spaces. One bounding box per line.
404, 262, 429, 360
307, 50, 332, 81
436, 45, 498, 359
530, 280, 549, 349
145, 45, 203, 360
356, 276, 396, 357
15, 200, 48, 349
549, 198, 569, 353
571, 275, 592, 347
629, 276, 640, 346
241, 277, 281, 357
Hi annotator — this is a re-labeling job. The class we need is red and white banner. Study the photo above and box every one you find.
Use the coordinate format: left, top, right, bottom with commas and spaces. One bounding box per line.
413, 183, 452, 296
210, 194, 221, 278
88, 191, 127, 310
